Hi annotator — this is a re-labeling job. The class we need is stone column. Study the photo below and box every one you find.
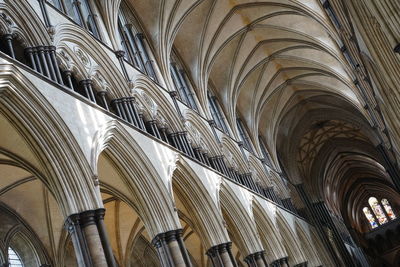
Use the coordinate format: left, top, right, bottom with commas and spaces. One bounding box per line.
64, 70, 74, 90
95, 209, 117, 267
152, 229, 192, 267
115, 50, 129, 81
244, 251, 268, 267
293, 262, 308, 267
49, 46, 64, 85
169, 91, 183, 119
4, 34, 15, 59
37, 46, 50, 78
65, 209, 110, 267
206, 242, 237, 267
271, 257, 289, 267
208, 119, 221, 143
25, 47, 37, 71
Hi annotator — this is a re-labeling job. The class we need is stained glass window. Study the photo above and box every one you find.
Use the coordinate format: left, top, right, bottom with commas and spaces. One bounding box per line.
369, 197, 388, 225
363, 207, 378, 229
381, 199, 396, 220
8, 247, 23, 267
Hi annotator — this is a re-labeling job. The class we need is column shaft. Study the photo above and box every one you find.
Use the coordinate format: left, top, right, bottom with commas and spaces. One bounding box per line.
152, 229, 192, 267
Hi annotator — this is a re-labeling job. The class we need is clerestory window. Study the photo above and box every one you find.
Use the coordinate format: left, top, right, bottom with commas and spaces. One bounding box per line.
170, 50, 198, 111
116, 0, 158, 81
47, 0, 101, 39
208, 90, 229, 133
236, 117, 253, 152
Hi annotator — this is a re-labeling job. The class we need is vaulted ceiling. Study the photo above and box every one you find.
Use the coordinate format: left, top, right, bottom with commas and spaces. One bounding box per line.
129, 0, 399, 233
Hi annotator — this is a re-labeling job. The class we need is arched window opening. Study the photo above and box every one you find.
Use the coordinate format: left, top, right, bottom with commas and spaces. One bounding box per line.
47, 0, 101, 39
363, 207, 378, 229
368, 197, 388, 225
0, 34, 28, 65
170, 50, 198, 111
236, 117, 253, 152
8, 247, 23, 267
116, 0, 158, 81
59, 69, 113, 111
207, 90, 229, 134
381, 199, 396, 220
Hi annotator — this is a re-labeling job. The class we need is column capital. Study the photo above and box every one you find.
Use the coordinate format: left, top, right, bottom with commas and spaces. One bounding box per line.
94, 208, 106, 221
65, 209, 102, 231
207, 119, 216, 127
293, 262, 308, 267
79, 210, 96, 228
115, 50, 125, 59
244, 250, 265, 263
151, 229, 182, 247
3, 33, 13, 40
169, 90, 178, 98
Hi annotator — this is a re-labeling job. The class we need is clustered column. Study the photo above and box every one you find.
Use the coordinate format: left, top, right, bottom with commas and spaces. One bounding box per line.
244, 251, 268, 267
293, 262, 308, 267
112, 97, 145, 130
25, 46, 64, 85
206, 242, 237, 267
65, 208, 116, 267
270, 257, 289, 267
152, 229, 192, 267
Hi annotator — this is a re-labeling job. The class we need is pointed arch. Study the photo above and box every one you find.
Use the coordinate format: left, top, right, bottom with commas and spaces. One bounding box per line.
90, 119, 180, 237
252, 199, 287, 263
0, 1, 51, 46
248, 154, 270, 187
0, 60, 100, 215
183, 108, 220, 155
294, 222, 322, 267
133, 75, 183, 132
219, 182, 264, 256
171, 157, 229, 248
221, 135, 248, 173
54, 23, 127, 98
276, 211, 307, 265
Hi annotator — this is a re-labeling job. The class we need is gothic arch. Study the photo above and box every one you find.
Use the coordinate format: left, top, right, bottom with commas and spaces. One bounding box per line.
183, 109, 219, 155
276, 212, 307, 265
294, 222, 322, 266
54, 23, 127, 98
252, 199, 287, 263
219, 182, 264, 257
0, 1, 51, 46
221, 136, 248, 173
248, 154, 270, 187
0, 61, 99, 215
133, 75, 183, 132
90, 119, 180, 238
99, 184, 160, 267
0, 204, 52, 266
171, 157, 229, 248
